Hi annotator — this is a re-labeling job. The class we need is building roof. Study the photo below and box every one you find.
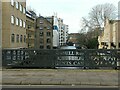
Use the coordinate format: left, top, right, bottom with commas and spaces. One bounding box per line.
26, 10, 37, 20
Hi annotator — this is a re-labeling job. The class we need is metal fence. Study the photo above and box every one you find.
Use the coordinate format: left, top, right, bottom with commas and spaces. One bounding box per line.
2, 49, 120, 69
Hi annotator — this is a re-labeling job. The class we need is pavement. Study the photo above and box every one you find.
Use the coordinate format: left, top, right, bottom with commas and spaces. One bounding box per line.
1, 69, 120, 88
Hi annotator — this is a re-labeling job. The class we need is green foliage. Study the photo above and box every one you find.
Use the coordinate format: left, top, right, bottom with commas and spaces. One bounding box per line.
77, 33, 99, 49
86, 37, 99, 49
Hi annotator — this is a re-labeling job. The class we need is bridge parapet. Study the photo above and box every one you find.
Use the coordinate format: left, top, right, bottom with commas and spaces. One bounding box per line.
2, 49, 120, 69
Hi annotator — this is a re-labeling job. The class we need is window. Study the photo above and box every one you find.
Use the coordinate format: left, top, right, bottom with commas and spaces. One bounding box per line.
39, 45, 44, 49
23, 7, 26, 14
20, 4, 22, 12
11, 34, 15, 43
54, 26, 58, 30
111, 42, 116, 47
40, 20, 43, 24
28, 43, 31, 47
40, 27, 43, 30
40, 32, 43, 36
47, 26, 50, 30
16, 34, 19, 43
101, 42, 105, 45
47, 38, 51, 43
20, 19, 22, 27
20, 35, 23, 42
16, 18, 19, 25
47, 45, 51, 49
16, 1, 19, 9
47, 32, 51, 36
11, 15, 14, 24
11, 0, 14, 6
23, 21, 26, 28
28, 25, 31, 29
24, 35, 26, 43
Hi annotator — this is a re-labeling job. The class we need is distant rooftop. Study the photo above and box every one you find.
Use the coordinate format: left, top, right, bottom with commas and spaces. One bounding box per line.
26, 10, 37, 19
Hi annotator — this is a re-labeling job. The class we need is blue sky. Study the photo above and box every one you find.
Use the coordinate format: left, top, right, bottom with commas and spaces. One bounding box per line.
27, 0, 119, 33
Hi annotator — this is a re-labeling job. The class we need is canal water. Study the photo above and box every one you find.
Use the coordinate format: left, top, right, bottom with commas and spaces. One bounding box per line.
60, 46, 76, 49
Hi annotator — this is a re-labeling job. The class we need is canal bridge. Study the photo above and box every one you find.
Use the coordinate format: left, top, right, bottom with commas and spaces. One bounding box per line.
2, 49, 120, 69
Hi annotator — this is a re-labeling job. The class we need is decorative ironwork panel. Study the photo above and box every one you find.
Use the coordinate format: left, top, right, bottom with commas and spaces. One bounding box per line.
56, 50, 85, 67
2, 49, 120, 69
84, 49, 118, 68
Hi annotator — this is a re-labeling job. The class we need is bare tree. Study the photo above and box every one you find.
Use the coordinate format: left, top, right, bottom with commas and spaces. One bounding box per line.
78, 3, 117, 49
81, 3, 117, 32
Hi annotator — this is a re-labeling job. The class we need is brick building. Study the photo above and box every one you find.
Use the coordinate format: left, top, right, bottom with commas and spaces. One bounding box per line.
26, 10, 36, 48
35, 16, 53, 49
2, 0, 26, 49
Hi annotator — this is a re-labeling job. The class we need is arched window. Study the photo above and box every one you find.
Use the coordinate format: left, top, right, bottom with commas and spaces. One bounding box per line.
23, 21, 26, 28
47, 38, 51, 43
20, 4, 22, 12
20, 19, 22, 27
16, 1, 19, 9
11, 34, 15, 43
11, 0, 14, 6
11, 15, 14, 24
23, 7, 26, 14
16, 17, 19, 25
16, 34, 19, 43
20, 35, 23, 42
47, 45, 51, 49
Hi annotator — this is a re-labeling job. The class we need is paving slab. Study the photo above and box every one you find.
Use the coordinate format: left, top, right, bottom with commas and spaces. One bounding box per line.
1, 69, 119, 86
41, 80, 61, 85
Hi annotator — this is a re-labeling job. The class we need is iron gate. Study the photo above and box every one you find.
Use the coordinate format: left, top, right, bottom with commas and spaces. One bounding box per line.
2, 49, 120, 69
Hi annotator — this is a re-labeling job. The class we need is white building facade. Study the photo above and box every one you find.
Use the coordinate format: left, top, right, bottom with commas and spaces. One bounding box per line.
53, 15, 59, 48
58, 18, 68, 46
52, 14, 69, 48
64, 24, 69, 45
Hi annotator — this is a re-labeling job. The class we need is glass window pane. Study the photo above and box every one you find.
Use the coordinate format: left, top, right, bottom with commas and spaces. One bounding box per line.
20, 19, 22, 27
11, 34, 15, 43
16, 1, 19, 9
23, 7, 26, 14
20, 4, 22, 12
16, 34, 19, 43
23, 21, 26, 28
16, 18, 19, 25
11, 15, 14, 24
11, 0, 14, 6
